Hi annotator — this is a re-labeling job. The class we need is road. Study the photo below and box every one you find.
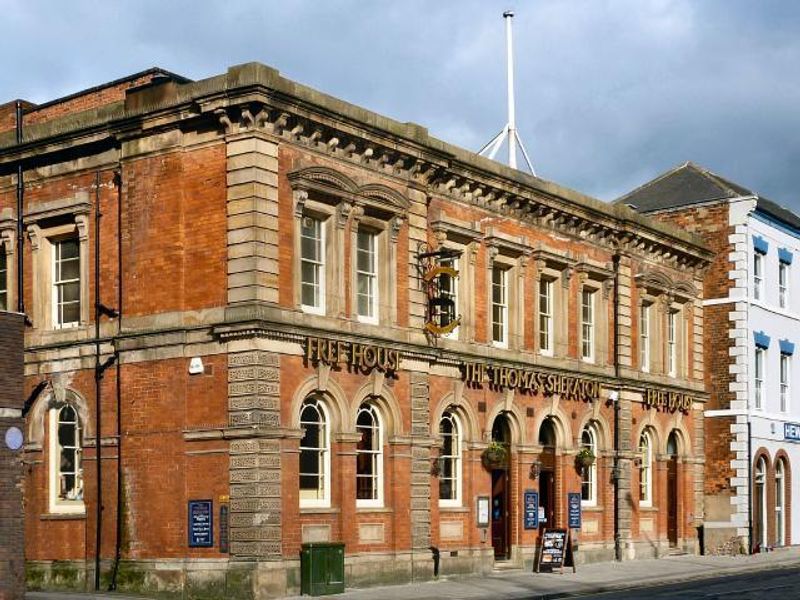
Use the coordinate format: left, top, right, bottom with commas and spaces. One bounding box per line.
568, 566, 800, 600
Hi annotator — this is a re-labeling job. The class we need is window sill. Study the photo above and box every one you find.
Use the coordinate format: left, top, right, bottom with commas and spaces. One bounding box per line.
581, 505, 603, 512
439, 506, 469, 513
300, 507, 340, 515
356, 507, 392, 514
638, 505, 657, 512
41, 512, 86, 521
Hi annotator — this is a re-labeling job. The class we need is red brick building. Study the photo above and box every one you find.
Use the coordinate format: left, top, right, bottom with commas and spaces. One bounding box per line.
0, 64, 711, 597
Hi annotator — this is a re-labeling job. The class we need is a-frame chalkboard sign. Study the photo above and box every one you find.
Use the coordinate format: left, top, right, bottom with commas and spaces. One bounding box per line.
536, 528, 576, 573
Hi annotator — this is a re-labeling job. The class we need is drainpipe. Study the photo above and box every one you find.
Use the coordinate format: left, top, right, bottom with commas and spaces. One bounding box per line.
15, 101, 25, 316
612, 251, 622, 562
94, 171, 119, 590
747, 421, 753, 553
109, 168, 124, 591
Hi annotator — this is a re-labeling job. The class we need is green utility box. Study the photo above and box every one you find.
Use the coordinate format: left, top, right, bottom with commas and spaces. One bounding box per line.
300, 542, 345, 596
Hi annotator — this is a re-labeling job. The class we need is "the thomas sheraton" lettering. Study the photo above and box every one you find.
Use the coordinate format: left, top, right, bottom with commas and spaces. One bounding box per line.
461, 362, 601, 403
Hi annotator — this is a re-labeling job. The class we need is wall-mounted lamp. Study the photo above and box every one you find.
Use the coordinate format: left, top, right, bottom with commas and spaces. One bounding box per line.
529, 460, 542, 480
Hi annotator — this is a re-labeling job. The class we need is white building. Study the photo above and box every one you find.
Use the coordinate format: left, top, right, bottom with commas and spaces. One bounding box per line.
619, 162, 800, 552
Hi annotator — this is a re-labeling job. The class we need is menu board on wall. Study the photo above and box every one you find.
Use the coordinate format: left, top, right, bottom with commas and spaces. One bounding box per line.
188, 500, 213, 548
537, 528, 575, 573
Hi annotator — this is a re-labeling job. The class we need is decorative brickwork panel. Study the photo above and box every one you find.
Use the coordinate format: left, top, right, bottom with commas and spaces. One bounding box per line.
409, 371, 431, 550
228, 350, 282, 559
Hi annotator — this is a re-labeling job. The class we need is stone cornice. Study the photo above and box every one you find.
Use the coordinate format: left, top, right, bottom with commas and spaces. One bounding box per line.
0, 63, 712, 271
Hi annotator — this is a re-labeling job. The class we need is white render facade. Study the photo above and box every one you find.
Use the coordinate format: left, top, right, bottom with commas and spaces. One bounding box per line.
619, 162, 800, 553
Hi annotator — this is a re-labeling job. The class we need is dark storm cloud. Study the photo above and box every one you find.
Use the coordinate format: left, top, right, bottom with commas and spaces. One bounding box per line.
1, 0, 798, 212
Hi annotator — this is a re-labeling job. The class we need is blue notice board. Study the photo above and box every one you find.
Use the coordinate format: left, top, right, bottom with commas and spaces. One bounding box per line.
567, 493, 582, 529
188, 500, 213, 547
524, 489, 539, 529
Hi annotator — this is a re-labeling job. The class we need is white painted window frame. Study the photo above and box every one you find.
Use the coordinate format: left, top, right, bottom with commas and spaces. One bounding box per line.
439, 256, 459, 340
581, 424, 597, 507
491, 265, 508, 348
539, 277, 554, 356
639, 430, 653, 508
754, 347, 765, 410
667, 310, 677, 378
299, 397, 331, 508
48, 405, 85, 514
780, 353, 790, 413
753, 251, 763, 301
779, 262, 789, 309
52, 237, 81, 329
356, 403, 384, 508
640, 303, 651, 372
355, 228, 379, 324
776, 459, 786, 546
300, 215, 326, 315
438, 411, 462, 508
581, 288, 595, 363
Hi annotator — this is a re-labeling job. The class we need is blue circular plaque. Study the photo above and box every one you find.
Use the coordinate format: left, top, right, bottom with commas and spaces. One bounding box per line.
5, 426, 23, 451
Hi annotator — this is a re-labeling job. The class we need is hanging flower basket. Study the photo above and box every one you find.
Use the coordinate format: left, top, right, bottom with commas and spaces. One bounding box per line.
575, 447, 596, 470
481, 441, 509, 470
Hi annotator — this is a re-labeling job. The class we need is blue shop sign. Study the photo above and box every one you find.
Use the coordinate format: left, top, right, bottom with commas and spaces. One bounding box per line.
523, 490, 539, 529
188, 500, 214, 547
568, 492, 582, 529
785, 423, 800, 443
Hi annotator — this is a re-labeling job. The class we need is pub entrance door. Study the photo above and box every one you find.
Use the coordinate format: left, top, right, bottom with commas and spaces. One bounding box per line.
666, 432, 679, 547
538, 417, 558, 529
490, 415, 511, 560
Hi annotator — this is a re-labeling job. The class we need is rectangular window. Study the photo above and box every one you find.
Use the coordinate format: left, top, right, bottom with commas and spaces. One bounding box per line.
779, 262, 789, 309
755, 347, 764, 409
640, 303, 650, 372
753, 252, 763, 301
492, 266, 508, 347
300, 217, 325, 313
439, 257, 459, 338
667, 310, 677, 377
780, 354, 790, 413
53, 238, 80, 328
0, 250, 7, 311
539, 278, 553, 354
356, 229, 378, 323
581, 289, 595, 361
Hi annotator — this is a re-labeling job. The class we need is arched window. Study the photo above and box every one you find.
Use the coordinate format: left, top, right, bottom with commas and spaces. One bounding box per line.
639, 430, 653, 507
581, 423, 598, 506
439, 411, 462, 506
776, 458, 786, 546
356, 403, 383, 507
667, 431, 679, 457
299, 396, 330, 507
539, 417, 557, 448
755, 456, 768, 549
49, 404, 84, 513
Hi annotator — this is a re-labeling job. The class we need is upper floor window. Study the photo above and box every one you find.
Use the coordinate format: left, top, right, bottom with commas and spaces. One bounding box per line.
754, 347, 764, 410
667, 309, 678, 377
581, 289, 596, 362
779, 262, 789, 309
639, 430, 653, 507
439, 256, 459, 339
581, 423, 598, 506
640, 303, 651, 372
49, 404, 84, 513
300, 216, 325, 314
53, 238, 80, 329
355, 228, 378, 323
0, 249, 7, 311
492, 265, 508, 348
299, 396, 330, 507
356, 403, 383, 507
438, 411, 462, 507
539, 278, 554, 355
780, 354, 790, 413
753, 251, 763, 301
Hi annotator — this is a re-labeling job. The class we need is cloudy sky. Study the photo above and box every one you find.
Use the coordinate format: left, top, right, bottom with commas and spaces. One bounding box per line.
2, 0, 799, 212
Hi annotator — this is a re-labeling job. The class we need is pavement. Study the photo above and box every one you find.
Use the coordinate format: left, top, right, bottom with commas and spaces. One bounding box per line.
25, 547, 800, 600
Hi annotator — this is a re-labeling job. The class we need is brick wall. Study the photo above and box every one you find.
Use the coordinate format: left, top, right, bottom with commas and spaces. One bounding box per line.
0, 311, 25, 600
